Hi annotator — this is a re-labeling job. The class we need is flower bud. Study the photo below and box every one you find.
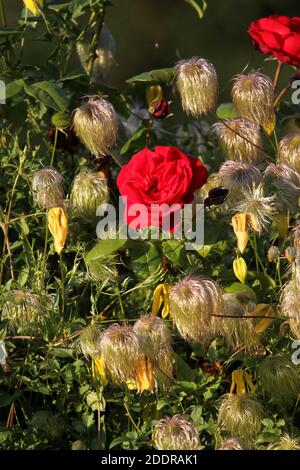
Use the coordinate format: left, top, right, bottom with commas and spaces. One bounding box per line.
285, 247, 296, 264
73, 96, 118, 157
99, 324, 140, 385
279, 133, 300, 173
176, 57, 218, 117
2, 290, 50, 332
23, 0, 43, 16
146, 85, 163, 108
218, 394, 264, 442
70, 171, 109, 221
232, 71, 275, 134
169, 276, 223, 343
213, 119, 263, 164
47, 207, 68, 255
258, 356, 300, 407
51, 113, 71, 129
32, 168, 64, 209
153, 415, 200, 450
267, 246, 280, 263
149, 99, 170, 119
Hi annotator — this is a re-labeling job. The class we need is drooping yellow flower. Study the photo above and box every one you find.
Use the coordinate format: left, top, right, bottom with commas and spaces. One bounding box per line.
135, 355, 155, 394
248, 303, 275, 334
230, 369, 255, 397
152, 283, 170, 318
92, 355, 108, 386
23, 0, 43, 15
232, 213, 249, 253
47, 207, 68, 255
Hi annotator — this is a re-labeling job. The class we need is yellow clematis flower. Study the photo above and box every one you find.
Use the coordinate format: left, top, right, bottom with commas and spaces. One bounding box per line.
23, 0, 43, 16
151, 283, 170, 318
135, 355, 155, 394
47, 207, 68, 255
92, 355, 108, 386
230, 369, 255, 397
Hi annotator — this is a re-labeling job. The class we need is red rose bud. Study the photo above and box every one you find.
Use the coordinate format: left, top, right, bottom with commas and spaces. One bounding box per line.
149, 99, 170, 119
248, 15, 300, 66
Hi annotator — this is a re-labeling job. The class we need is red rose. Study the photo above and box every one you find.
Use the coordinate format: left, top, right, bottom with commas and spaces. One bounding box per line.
248, 15, 300, 66
117, 146, 207, 230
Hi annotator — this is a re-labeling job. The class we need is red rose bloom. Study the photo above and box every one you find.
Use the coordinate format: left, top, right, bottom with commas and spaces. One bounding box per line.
117, 146, 207, 230
248, 15, 300, 66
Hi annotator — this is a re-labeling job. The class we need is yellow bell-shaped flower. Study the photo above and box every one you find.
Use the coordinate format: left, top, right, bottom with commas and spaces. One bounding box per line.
47, 207, 68, 255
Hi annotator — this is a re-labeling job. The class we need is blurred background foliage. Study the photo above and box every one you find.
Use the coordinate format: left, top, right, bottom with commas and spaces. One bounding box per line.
3, 0, 299, 98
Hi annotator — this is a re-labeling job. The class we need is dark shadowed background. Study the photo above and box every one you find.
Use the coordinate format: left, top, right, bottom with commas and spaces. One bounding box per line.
4, 0, 300, 100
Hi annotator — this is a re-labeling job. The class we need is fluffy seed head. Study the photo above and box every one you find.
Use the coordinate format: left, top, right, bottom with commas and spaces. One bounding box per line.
32, 168, 64, 209
280, 280, 300, 321
73, 96, 118, 157
86, 254, 118, 283
234, 184, 276, 233
169, 276, 223, 343
258, 356, 300, 407
218, 394, 264, 441
279, 133, 300, 173
153, 415, 200, 450
70, 171, 109, 221
213, 292, 259, 352
77, 25, 116, 83
264, 163, 300, 213
285, 247, 296, 264
176, 57, 218, 117
218, 437, 248, 450
213, 119, 264, 164
99, 324, 140, 385
219, 160, 262, 190
134, 315, 174, 386
232, 72, 275, 132
268, 434, 300, 450
79, 325, 100, 358
2, 290, 50, 332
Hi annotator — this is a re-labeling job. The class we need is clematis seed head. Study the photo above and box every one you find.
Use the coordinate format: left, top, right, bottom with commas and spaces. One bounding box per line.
32, 168, 64, 209
153, 415, 200, 450
176, 57, 218, 117
73, 96, 118, 157
279, 133, 300, 173
70, 171, 109, 221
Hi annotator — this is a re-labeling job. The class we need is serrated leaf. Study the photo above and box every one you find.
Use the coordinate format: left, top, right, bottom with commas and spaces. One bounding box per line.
126, 67, 175, 85
24, 81, 68, 112
85, 238, 127, 262
216, 102, 240, 119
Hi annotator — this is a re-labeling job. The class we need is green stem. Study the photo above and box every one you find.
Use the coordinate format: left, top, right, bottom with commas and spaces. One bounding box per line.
124, 388, 142, 434
276, 257, 283, 289
60, 253, 65, 317
252, 232, 259, 274
50, 127, 58, 167
0, 0, 7, 28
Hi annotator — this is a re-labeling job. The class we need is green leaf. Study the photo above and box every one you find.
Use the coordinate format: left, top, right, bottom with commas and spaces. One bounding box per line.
126, 67, 175, 85
175, 354, 196, 382
224, 282, 256, 301
85, 238, 127, 262
216, 102, 240, 120
184, 0, 207, 19
50, 347, 74, 358
129, 241, 162, 281
5, 79, 24, 99
162, 239, 188, 267
24, 81, 68, 112
120, 127, 146, 155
